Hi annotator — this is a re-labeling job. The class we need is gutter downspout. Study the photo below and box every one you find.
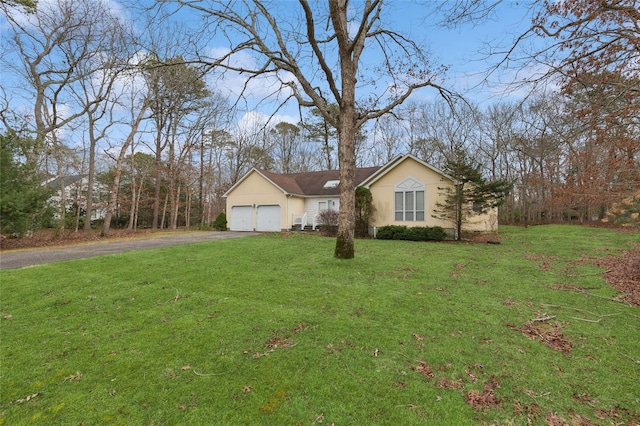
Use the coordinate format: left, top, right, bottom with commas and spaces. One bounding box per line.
286, 193, 291, 231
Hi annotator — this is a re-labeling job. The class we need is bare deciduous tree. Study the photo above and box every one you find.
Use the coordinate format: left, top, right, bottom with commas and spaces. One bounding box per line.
2, 0, 135, 228
227, 117, 273, 183
101, 94, 149, 237
530, 0, 640, 213
269, 122, 304, 174
371, 114, 403, 164
143, 55, 210, 229
68, 4, 132, 229
163, 0, 454, 258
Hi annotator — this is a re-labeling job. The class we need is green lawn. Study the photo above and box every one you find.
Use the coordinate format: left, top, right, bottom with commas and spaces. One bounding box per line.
1, 225, 639, 425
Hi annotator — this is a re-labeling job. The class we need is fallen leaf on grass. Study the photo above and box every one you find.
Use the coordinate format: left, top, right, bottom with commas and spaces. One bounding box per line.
438, 379, 462, 389
291, 322, 307, 334
507, 320, 573, 353
12, 393, 40, 405
547, 411, 597, 426
572, 393, 598, 405
513, 400, 541, 417
253, 350, 275, 359
538, 262, 553, 271
264, 335, 293, 349
571, 413, 599, 425
594, 408, 623, 420
64, 371, 82, 381
181, 365, 191, 371
410, 359, 435, 378
465, 369, 478, 382
466, 376, 501, 410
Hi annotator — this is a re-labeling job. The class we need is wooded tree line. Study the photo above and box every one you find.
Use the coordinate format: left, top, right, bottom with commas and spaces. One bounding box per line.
1, 0, 638, 243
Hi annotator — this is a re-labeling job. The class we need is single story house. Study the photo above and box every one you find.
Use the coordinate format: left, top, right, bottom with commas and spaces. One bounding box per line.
44, 175, 108, 221
223, 154, 497, 235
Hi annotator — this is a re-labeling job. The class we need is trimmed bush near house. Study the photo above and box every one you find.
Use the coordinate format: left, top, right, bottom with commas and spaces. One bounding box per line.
376, 225, 446, 241
318, 209, 339, 236
375, 225, 408, 240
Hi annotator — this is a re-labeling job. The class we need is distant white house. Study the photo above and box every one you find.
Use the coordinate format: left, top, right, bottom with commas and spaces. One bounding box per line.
44, 175, 108, 221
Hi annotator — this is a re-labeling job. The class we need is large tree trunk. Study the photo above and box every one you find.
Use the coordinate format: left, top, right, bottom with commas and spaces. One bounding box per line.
333, 0, 358, 259
335, 119, 357, 258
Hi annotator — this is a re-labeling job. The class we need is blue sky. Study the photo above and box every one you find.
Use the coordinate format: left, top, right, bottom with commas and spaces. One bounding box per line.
136, 0, 541, 126
1, 0, 543, 134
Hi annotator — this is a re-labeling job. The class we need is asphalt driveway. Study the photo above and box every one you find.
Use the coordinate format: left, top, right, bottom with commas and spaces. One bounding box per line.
0, 231, 259, 270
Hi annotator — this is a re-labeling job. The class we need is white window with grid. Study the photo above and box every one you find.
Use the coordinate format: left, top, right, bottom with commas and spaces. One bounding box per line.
394, 178, 425, 221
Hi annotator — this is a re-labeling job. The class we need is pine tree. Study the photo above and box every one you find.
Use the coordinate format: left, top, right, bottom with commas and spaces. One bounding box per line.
0, 132, 54, 236
433, 150, 512, 240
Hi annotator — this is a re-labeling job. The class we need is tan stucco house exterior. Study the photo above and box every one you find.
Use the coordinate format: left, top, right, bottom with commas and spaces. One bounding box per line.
223, 154, 497, 235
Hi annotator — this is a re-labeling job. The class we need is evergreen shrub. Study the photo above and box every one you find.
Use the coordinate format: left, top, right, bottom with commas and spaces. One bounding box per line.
376, 225, 446, 241
213, 212, 227, 230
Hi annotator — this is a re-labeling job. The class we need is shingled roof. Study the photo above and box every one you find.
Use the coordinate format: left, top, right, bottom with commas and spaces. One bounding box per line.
256, 167, 382, 196
45, 175, 85, 190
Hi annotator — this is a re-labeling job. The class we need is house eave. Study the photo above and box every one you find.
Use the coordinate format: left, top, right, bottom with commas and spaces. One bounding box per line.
359, 154, 458, 187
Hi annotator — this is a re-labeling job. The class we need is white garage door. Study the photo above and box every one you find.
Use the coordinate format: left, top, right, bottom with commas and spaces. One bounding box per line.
230, 206, 253, 231
256, 205, 281, 232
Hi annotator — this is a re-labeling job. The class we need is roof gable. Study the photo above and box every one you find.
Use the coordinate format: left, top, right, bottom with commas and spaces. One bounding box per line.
222, 168, 292, 197
257, 169, 304, 194
360, 154, 455, 187
45, 175, 85, 190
